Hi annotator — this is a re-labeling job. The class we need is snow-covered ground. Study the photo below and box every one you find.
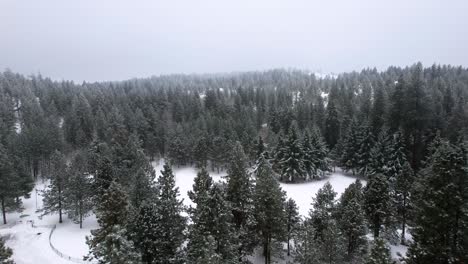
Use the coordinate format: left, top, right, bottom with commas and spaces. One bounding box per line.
1, 162, 407, 263
0, 181, 98, 264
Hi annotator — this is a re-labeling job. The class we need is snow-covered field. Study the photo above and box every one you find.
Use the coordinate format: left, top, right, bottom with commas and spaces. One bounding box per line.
1, 162, 406, 263
0, 181, 98, 264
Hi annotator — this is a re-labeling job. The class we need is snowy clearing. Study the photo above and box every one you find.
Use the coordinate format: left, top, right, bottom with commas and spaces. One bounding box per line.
1, 163, 408, 264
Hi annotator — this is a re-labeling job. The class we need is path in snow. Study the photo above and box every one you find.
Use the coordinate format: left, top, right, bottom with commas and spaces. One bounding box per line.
0, 181, 97, 264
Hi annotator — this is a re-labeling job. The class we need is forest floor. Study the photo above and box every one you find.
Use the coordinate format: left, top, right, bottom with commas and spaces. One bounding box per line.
0, 161, 408, 264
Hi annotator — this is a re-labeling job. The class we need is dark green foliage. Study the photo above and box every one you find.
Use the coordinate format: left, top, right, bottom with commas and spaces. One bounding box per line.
0, 238, 14, 264
302, 129, 331, 179
364, 174, 393, 238
187, 168, 238, 263
405, 141, 468, 263
276, 126, 306, 182
225, 142, 256, 261
0, 143, 26, 225
309, 182, 337, 241
366, 238, 394, 264
133, 164, 186, 264
285, 198, 300, 257
63, 151, 94, 228
294, 219, 319, 264
87, 181, 141, 263
42, 150, 67, 223
325, 99, 340, 149
337, 180, 368, 261
394, 161, 414, 245
253, 157, 287, 263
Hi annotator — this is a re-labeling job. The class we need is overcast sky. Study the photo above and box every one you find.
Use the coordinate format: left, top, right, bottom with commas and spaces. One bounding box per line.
1, 0, 467, 82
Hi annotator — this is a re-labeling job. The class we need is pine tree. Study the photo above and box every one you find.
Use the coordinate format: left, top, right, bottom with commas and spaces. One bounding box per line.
302, 129, 331, 179
285, 198, 300, 256
87, 181, 140, 263
187, 167, 224, 263
87, 140, 114, 198
325, 99, 340, 149
0, 238, 14, 264
310, 182, 337, 240
277, 126, 305, 182
0, 143, 24, 225
356, 123, 375, 177
192, 135, 210, 168
207, 184, 239, 263
225, 142, 256, 261
133, 163, 186, 264
370, 86, 387, 136
369, 129, 391, 176
63, 151, 94, 228
405, 141, 468, 263
319, 219, 345, 264
394, 161, 414, 245
309, 129, 331, 178
388, 75, 406, 132
294, 219, 320, 264
253, 156, 287, 264
386, 131, 407, 185
365, 238, 394, 264
364, 174, 393, 238
337, 180, 368, 261
42, 150, 67, 223
340, 120, 361, 174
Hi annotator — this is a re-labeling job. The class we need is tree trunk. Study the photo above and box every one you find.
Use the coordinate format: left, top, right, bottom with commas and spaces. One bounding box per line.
263, 234, 269, 264
401, 194, 407, 245
33, 159, 39, 180
58, 194, 62, 223
79, 201, 83, 229
1, 197, 6, 225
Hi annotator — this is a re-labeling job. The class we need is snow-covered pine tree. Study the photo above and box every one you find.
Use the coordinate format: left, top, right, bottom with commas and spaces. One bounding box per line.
394, 161, 414, 245
294, 219, 320, 264
302, 132, 315, 179
253, 156, 287, 264
386, 131, 407, 185
309, 128, 331, 178
42, 150, 67, 223
369, 129, 392, 176
364, 173, 393, 238
285, 198, 300, 256
0, 238, 14, 264
337, 179, 368, 261
255, 136, 268, 160
405, 141, 468, 263
356, 123, 375, 177
87, 181, 140, 263
133, 163, 186, 264
277, 125, 305, 182
340, 120, 361, 174
325, 99, 340, 149
63, 151, 94, 229
225, 142, 256, 261
187, 167, 223, 263
319, 219, 345, 264
207, 184, 239, 263
87, 140, 114, 199
365, 238, 394, 264
309, 182, 337, 240
0, 143, 23, 225
192, 134, 209, 168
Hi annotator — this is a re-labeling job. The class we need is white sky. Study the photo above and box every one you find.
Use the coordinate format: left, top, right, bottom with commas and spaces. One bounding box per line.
1, 0, 467, 82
